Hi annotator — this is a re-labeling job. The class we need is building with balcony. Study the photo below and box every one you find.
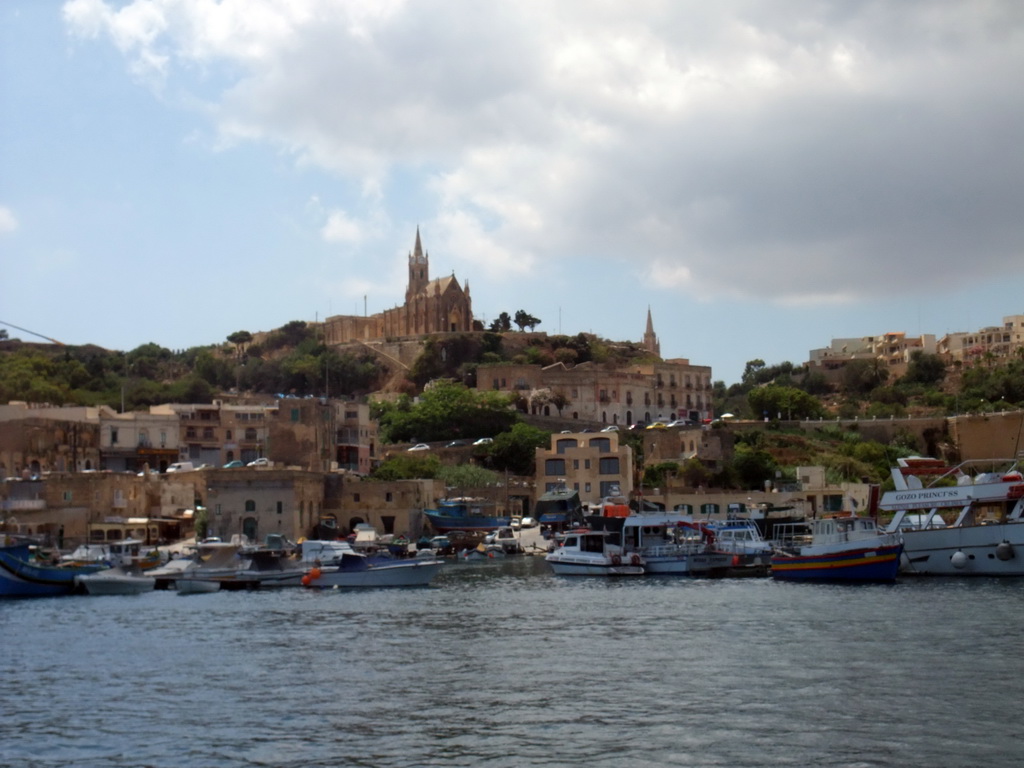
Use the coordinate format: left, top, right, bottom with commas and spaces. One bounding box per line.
481, 359, 714, 428
535, 430, 634, 505
99, 409, 179, 473
808, 332, 937, 381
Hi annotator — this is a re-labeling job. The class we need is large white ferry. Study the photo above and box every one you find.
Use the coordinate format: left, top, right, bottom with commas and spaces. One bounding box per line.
879, 456, 1024, 576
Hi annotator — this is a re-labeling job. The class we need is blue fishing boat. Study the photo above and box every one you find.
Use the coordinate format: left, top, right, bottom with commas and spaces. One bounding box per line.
770, 516, 903, 582
534, 485, 585, 530
423, 497, 510, 533
0, 540, 104, 598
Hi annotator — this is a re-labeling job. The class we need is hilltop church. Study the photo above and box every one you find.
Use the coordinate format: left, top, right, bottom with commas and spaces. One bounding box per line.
321, 229, 475, 344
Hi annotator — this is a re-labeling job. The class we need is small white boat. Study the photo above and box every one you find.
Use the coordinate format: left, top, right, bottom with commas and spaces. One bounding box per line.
545, 530, 644, 576
76, 567, 156, 596
175, 576, 221, 595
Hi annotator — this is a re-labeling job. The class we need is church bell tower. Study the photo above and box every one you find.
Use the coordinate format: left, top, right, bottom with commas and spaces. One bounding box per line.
406, 227, 430, 302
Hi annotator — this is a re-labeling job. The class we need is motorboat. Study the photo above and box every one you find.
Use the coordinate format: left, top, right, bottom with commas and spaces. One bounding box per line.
706, 518, 774, 575
770, 515, 903, 582
879, 457, 1024, 575
1, 539, 105, 598
299, 539, 445, 588
616, 513, 733, 576
545, 530, 644, 576
76, 567, 155, 596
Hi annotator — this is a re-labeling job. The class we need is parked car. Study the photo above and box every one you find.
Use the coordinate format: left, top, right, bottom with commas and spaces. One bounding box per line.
222, 460, 245, 468
646, 422, 668, 430
166, 461, 195, 473
628, 421, 648, 430
600, 425, 620, 432
445, 439, 468, 447
247, 457, 271, 467
407, 443, 431, 452
472, 437, 494, 446
520, 516, 538, 528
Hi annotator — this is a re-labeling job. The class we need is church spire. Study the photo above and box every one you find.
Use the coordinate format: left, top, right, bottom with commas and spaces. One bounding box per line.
407, 226, 430, 302
643, 306, 661, 357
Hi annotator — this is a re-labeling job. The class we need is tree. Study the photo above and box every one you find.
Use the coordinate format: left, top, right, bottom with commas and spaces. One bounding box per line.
373, 380, 517, 443
226, 330, 253, 358
902, 351, 946, 386
513, 310, 541, 331
489, 312, 512, 332
489, 422, 551, 475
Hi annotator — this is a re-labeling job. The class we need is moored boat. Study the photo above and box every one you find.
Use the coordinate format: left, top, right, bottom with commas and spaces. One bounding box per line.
545, 529, 644, 576
303, 548, 448, 589
706, 518, 774, 576
1, 539, 105, 598
76, 567, 156, 596
534, 485, 585, 531
424, 497, 511, 533
770, 516, 903, 582
879, 457, 1024, 575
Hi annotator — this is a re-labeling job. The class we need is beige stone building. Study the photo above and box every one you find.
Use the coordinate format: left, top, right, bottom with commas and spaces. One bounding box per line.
321, 229, 474, 344
808, 332, 937, 382
481, 359, 714, 427
0, 402, 103, 477
937, 314, 1024, 365
535, 430, 635, 504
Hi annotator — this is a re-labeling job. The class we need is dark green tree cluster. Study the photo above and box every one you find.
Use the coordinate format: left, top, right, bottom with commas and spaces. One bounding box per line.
371, 380, 518, 444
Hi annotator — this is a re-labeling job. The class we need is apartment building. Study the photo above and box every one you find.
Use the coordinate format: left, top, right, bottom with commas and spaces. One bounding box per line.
481, 359, 714, 427
535, 430, 634, 504
937, 314, 1024, 364
808, 332, 937, 381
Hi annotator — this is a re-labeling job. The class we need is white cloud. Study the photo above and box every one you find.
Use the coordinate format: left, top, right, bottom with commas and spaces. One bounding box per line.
0, 206, 18, 234
321, 210, 363, 244
63, 1, 1024, 305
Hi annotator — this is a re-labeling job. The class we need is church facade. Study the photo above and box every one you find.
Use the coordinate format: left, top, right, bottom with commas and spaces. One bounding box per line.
322, 230, 475, 345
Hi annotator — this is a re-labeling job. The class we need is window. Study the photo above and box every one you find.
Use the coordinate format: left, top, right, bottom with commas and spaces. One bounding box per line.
599, 457, 620, 475
110, 428, 118, 445
386, 492, 393, 502
245, 428, 258, 441
203, 428, 214, 439
573, 459, 579, 470
225, 430, 232, 440
555, 439, 577, 454
277, 501, 283, 515
545, 458, 566, 476
353, 493, 360, 503
245, 500, 256, 512
588, 438, 611, 453
291, 409, 300, 422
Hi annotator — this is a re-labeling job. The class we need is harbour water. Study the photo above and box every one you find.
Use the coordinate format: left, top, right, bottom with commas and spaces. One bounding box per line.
4, 556, 1023, 767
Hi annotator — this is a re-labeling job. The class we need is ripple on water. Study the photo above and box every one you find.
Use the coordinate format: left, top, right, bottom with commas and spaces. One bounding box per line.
3, 564, 1024, 767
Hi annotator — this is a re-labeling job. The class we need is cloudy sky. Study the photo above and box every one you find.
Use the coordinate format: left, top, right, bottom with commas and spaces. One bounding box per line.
3, 1, 1023, 383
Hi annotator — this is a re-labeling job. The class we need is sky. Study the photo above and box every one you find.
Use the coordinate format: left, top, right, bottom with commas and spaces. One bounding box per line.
2, 1, 1024, 385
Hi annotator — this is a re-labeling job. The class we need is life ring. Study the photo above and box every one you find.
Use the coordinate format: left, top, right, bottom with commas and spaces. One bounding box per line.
611, 554, 622, 566
630, 554, 641, 567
